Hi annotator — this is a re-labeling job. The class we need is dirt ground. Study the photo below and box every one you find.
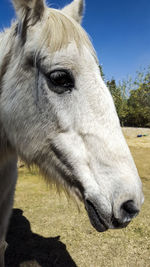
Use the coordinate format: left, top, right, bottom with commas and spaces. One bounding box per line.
5, 128, 150, 267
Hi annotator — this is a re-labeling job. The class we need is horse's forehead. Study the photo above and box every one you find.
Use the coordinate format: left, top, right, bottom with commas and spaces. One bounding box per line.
48, 42, 84, 61
27, 8, 96, 59
40, 42, 97, 73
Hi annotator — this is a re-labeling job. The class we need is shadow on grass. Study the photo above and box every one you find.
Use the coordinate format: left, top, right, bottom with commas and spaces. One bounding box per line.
5, 209, 77, 267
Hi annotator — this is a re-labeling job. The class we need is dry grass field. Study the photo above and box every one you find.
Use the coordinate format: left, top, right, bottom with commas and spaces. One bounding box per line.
5, 128, 150, 267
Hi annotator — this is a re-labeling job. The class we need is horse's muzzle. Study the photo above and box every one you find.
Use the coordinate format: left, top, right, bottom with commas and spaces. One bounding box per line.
85, 199, 139, 232
85, 199, 109, 232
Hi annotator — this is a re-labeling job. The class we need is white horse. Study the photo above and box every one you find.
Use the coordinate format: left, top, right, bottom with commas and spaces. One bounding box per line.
0, 0, 143, 265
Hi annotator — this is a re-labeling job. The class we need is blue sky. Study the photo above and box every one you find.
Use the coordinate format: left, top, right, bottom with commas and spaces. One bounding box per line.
0, 0, 150, 82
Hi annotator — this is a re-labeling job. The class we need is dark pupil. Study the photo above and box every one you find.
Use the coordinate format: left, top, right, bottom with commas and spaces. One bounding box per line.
50, 71, 73, 88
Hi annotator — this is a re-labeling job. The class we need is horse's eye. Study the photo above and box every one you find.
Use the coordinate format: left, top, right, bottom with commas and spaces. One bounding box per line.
47, 70, 74, 94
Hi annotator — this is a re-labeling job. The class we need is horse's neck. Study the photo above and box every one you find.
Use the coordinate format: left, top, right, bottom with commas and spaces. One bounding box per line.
0, 122, 15, 165
0, 26, 17, 166
0, 26, 15, 69
0, 27, 17, 260
0, 24, 16, 94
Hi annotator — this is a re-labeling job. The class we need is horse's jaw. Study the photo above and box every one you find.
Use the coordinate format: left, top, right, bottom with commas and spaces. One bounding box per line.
43, 129, 143, 233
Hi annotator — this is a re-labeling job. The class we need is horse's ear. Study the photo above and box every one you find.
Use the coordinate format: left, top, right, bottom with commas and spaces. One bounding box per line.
12, 0, 45, 43
62, 0, 85, 24
12, 0, 45, 25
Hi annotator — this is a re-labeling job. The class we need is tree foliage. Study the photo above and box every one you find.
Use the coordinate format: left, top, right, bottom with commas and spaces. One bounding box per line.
106, 66, 150, 127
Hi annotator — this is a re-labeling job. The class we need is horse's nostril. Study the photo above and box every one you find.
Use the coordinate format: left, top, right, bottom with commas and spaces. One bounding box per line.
121, 200, 139, 219
112, 200, 140, 229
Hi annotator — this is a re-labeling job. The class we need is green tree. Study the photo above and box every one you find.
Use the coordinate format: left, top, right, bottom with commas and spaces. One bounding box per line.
99, 65, 105, 81
127, 81, 150, 127
107, 79, 128, 126
103, 65, 150, 128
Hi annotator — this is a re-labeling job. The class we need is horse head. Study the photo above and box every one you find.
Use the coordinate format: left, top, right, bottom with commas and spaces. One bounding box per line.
0, 0, 144, 232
